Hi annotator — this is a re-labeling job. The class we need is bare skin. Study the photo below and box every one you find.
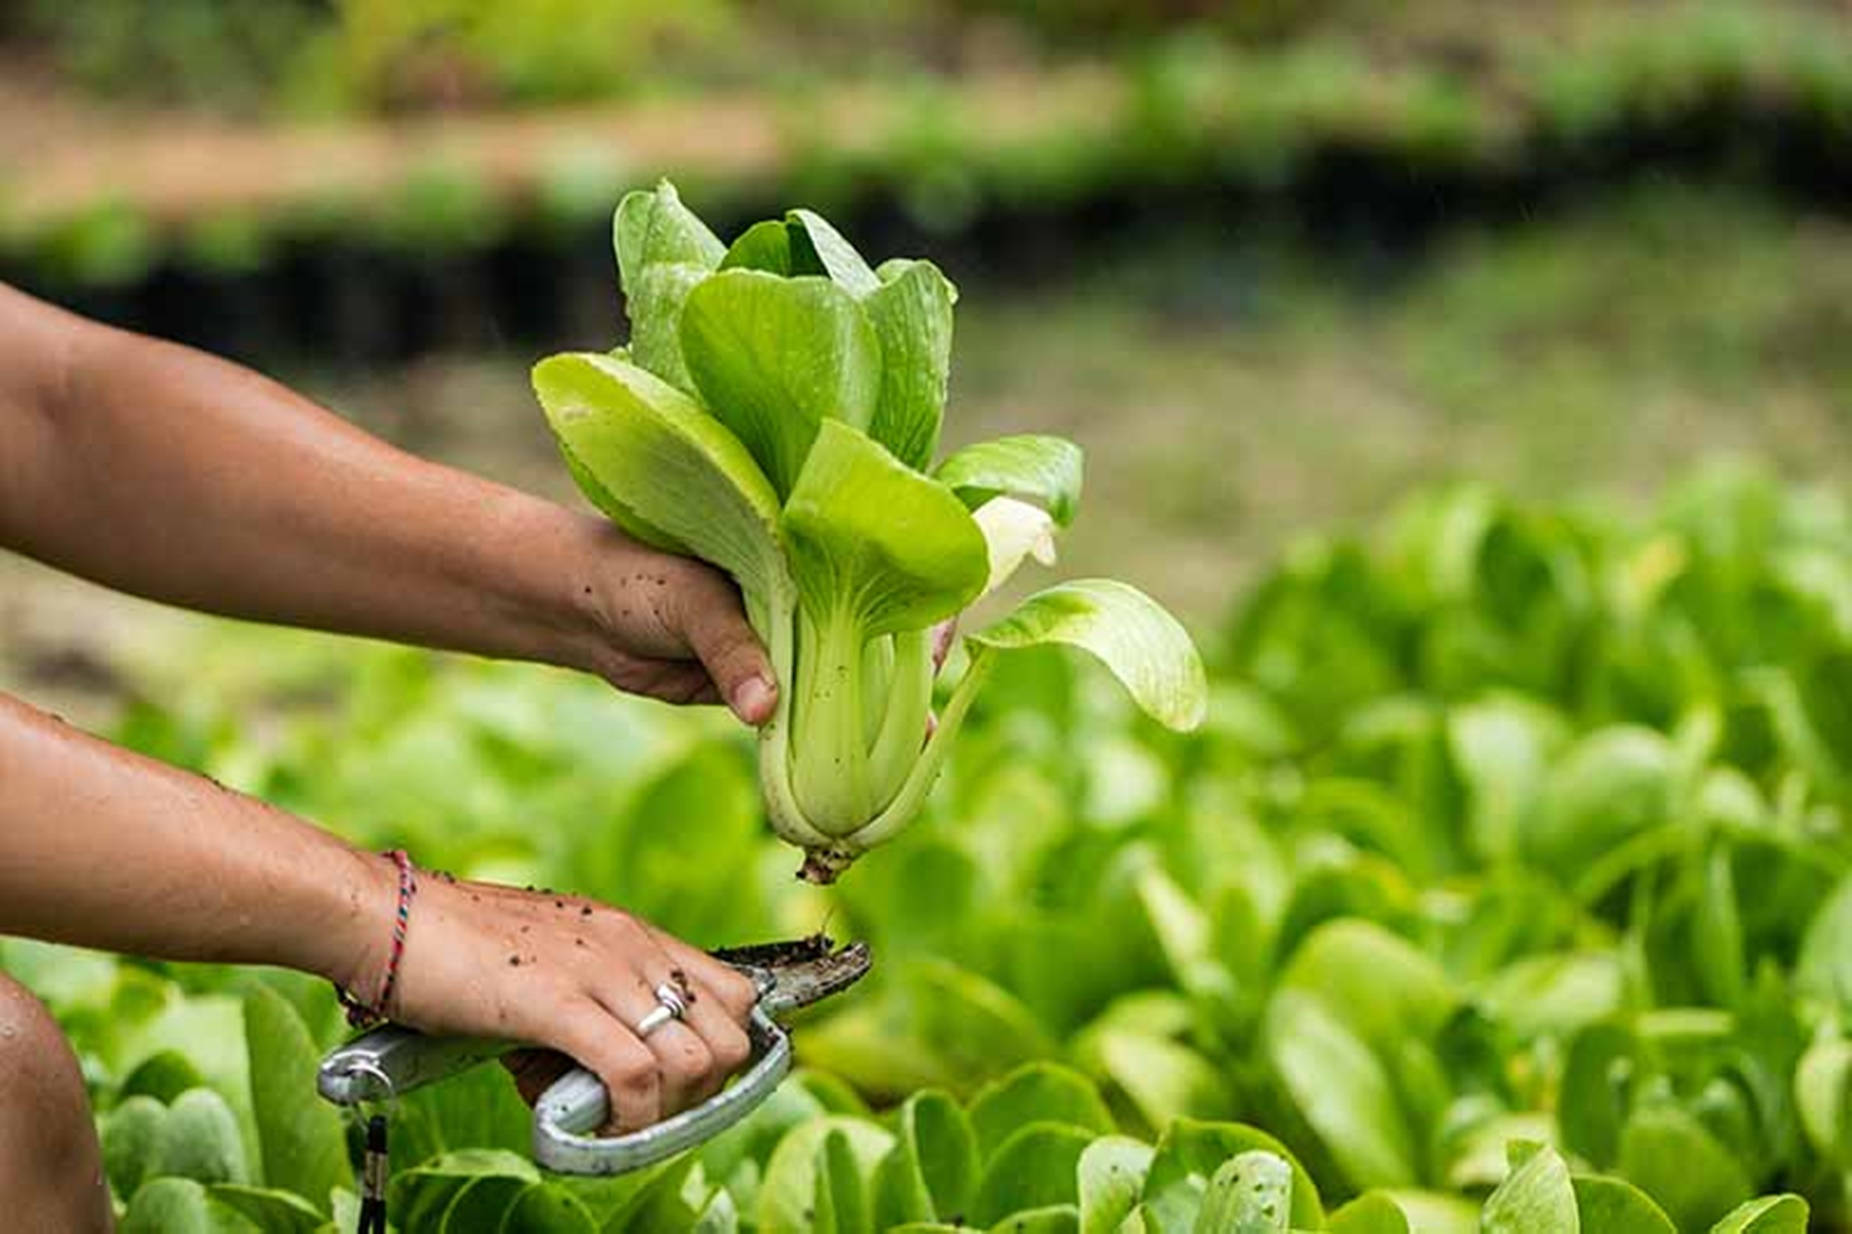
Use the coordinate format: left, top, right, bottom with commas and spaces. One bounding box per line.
0, 282, 778, 1227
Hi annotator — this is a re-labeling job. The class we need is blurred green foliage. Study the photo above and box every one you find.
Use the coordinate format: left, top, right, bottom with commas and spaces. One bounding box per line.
12, 466, 1852, 1229
7, 1, 1850, 290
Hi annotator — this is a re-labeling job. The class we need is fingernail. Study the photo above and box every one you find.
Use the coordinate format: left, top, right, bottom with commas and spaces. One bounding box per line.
730, 675, 776, 724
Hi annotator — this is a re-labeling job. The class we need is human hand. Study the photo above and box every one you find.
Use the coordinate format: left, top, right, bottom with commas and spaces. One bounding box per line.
571, 529, 778, 726
368, 873, 759, 1133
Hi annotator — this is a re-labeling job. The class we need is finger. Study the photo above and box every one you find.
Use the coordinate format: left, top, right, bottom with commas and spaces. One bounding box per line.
601, 975, 714, 1116
643, 928, 760, 1024
638, 662, 721, 706
676, 977, 755, 1101
674, 575, 777, 725
546, 1003, 661, 1134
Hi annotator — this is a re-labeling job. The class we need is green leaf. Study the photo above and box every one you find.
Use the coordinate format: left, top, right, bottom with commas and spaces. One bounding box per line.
1797, 874, 1852, 1016
1275, 919, 1458, 1052
1141, 1122, 1322, 1234
613, 181, 724, 297
784, 419, 988, 638
971, 1121, 1096, 1227
786, 208, 882, 297
1694, 843, 1746, 1008
874, 1090, 981, 1228
968, 1063, 1117, 1161
681, 269, 881, 496
1476, 953, 1625, 1044
1527, 727, 1673, 877
207, 1185, 326, 1233
392, 1063, 534, 1163
722, 219, 796, 274
989, 1206, 1082, 1234
1262, 991, 1415, 1190
1446, 697, 1565, 862
1080, 1029, 1232, 1132
1617, 1106, 1755, 1232
862, 261, 957, 469
1570, 1175, 1675, 1233
1078, 1136, 1155, 1234
693, 1188, 742, 1234
1362, 1192, 1477, 1234
1557, 1023, 1635, 1169
757, 1117, 895, 1234
120, 1177, 259, 1234
605, 1159, 706, 1231
552, 1159, 690, 1231
438, 1174, 532, 1232
812, 1127, 873, 1234
387, 1149, 538, 1233
157, 1087, 252, 1185
700, 1075, 836, 1185
937, 435, 1085, 527
329, 1190, 360, 1234
501, 1183, 600, 1233
1326, 1193, 1409, 1234
627, 262, 712, 391
1708, 1195, 1810, 1233
1481, 1142, 1578, 1234
103, 1095, 167, 1201
972, 497, 1061, 596
243, 985, 349, 1215
533, 351, 788, 609
781, 421, 989, 830
972, 580, 1206, 732
612, 184, 726, 391
1794, 1036, 1852, 1166
122, 1048, 209, 1104
1194, 1151, 1291, 1233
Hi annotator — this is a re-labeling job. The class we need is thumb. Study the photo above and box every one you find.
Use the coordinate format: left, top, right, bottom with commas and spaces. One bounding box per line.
679, 586, 778, 726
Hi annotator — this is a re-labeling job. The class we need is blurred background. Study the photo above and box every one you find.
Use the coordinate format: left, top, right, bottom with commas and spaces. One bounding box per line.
1, 0, 1849, 719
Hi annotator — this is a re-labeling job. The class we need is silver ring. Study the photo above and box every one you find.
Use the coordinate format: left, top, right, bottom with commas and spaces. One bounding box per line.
635, 982, 688, 1039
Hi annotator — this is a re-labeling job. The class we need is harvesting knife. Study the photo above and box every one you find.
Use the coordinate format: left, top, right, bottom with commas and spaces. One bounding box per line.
316, 936, 871, 1174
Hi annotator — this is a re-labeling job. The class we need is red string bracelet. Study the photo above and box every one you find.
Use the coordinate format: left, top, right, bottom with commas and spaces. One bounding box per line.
337, 849, 418, 1029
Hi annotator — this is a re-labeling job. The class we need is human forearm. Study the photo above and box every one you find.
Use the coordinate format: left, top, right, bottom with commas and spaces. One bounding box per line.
0, 691, 390, 986
0, 284, 610, 675
0, 282, 776, 722
0, 689, 764, 1130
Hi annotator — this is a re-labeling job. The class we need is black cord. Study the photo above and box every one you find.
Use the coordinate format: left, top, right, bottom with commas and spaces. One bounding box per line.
357, 1113, 389, 1234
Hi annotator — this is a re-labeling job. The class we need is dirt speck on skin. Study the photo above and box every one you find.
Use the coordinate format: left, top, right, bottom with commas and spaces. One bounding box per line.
555, 900, 565, 909
669, 968, 695, 1004
580, 906, 593, 918
509, 955, 521, 966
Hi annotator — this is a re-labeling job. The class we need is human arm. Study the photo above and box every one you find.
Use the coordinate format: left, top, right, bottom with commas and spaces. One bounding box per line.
0, 281, 775, 722
0, 690, 757, 1128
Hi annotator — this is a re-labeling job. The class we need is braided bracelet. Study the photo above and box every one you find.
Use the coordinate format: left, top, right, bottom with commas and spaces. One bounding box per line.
336, 849, 418, 1029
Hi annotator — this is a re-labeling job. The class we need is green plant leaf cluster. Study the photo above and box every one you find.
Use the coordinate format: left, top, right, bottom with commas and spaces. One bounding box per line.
535, 181, 1204, 879
21, 466, 1852, 1230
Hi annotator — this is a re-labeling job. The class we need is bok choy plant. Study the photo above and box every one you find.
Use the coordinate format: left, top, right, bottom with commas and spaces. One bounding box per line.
533, 182, 1205, 881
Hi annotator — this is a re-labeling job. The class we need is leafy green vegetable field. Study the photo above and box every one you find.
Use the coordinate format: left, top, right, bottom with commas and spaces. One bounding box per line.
13, 460, 1852, 1230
